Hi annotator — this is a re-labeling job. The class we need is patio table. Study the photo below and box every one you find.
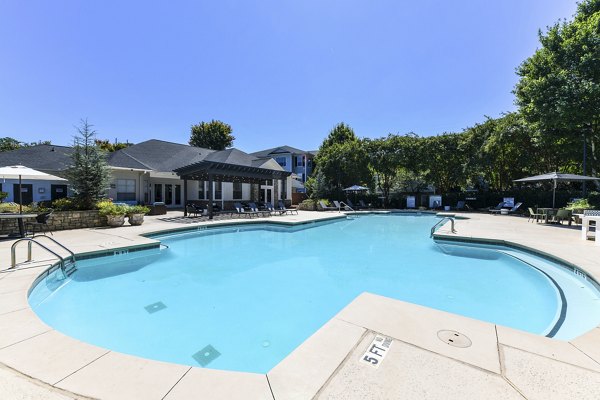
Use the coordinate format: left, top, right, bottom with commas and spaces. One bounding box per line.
536, 208, 558, 223
0, 213, 37, 238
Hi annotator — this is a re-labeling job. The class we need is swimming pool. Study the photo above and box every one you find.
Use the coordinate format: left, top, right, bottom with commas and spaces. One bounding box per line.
29, 214, 600, 373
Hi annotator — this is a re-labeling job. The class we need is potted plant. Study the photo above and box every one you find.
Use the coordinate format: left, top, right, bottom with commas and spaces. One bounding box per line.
127, 205, 150, 226
97, 200, 128, 227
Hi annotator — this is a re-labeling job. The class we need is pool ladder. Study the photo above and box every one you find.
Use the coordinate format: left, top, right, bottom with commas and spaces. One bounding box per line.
339, 201, 355, 212
430, 217, 456, 238
11, 236, 77, 277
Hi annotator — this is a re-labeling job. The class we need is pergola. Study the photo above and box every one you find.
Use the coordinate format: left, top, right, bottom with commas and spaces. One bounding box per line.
174, 159, 291, 219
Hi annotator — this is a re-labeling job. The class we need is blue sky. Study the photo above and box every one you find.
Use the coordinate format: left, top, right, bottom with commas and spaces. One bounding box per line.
0, 0, 579, 152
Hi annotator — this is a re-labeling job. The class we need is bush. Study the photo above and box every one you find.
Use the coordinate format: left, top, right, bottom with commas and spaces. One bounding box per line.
0, 202, 31, 213
97, 200, 129, 216
0, 192, 8, 203
565, 198, 593, 210
588, 192, 600, 209
127, 205, 150, 216
297, 199, 317, 211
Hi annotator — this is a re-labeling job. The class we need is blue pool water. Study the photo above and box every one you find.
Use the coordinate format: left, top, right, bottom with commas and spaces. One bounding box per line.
29, 214, 600, 373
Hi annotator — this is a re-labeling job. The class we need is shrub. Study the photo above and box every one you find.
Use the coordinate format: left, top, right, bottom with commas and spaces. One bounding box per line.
0, 202, 31, 213
0, 192, 8, 203
588, 192, 600, 209
97, 200, 129, 216
565, 198, 593, 210
297, 199, 317, 211
127, 205, 150, 216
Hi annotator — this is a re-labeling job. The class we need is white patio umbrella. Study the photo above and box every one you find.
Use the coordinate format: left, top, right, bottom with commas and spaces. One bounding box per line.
514, 172, 600, 208
0, 165, 67, 214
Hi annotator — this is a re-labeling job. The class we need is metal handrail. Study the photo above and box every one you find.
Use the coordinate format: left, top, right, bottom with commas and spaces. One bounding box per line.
430, 217, 456, 238
340, 201, 355, 212
11, 238, 73, 273
29, 235, 76, 263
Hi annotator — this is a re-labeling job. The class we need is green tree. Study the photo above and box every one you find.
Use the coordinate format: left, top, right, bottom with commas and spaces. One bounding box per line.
321, 122, 358, 149
95, 139, 132, 152
421, 133, 466, 194
305, 169, 330, 200
514, 0, 600, 176
189, 120, 235, 150
65, 120, 111, 209
0, 137, 22, 152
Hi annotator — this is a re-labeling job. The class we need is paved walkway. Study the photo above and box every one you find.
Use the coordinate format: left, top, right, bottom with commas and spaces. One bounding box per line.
1, 211, 599, 399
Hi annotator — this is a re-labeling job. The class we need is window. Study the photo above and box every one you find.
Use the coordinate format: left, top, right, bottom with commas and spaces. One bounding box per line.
175, 184, 181, 205
198, 181, 205, 199
165, 184, 173, 204
154, 184, 162, 202
214, 182, 222, 200
296, 156, 305, 167
233, 182, 242, 199
275, 157, 287, 167
116, 179, 136, 202
261, 179, 273, 186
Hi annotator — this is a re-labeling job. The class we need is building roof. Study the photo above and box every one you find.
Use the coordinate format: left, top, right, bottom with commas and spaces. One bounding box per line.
250, 145, 312, 158
0, 144, 74, 173
108, 139, 215, 172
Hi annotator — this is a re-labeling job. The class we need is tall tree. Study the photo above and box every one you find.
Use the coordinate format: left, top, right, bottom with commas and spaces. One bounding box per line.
320, 122, 358, 149
95, 139, 132, 152
65, 120, 111, 209
0, 137, 21, 152
189, 120, 235, 150
514, 0, 600, 176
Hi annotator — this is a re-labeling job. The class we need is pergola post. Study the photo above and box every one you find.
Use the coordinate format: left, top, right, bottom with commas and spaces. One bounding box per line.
183, 178, 188, 216
208, 173, 214, 219
281, 178, 287, 203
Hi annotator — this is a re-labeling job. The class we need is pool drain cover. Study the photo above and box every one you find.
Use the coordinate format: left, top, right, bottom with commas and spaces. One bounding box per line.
437, 330, 472, 348
192, 345, 221, 367
144, 301, 167, 314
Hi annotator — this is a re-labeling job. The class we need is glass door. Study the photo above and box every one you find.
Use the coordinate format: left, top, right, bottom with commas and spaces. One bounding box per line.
165, 184, 173, 205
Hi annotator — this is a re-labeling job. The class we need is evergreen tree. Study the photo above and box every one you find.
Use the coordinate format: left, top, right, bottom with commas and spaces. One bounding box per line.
65, 119, 111, 209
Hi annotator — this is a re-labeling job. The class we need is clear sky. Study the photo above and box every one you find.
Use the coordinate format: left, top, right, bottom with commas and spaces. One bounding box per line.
0, 0, 579, 152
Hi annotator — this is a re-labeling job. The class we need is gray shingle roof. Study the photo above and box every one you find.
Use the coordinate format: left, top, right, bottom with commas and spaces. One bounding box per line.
108, 139, 216, 172
0, 144, 74, 173
250, 145, 310, 158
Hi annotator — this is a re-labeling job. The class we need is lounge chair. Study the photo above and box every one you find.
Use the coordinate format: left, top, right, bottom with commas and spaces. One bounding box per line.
186, 203, 204, 217
332, 200, 343, 210
489, 202, 506, 214
527, 207, 543, 223
491, 202, 522, 215
248, 202, 271, 217
278, 200, 298, 215
454, 201, 466, 211
234, 202, 260, 218
359, 200, 370, 209
345, 199, 361, 210
266, 202, 286, 216
319, 201, 337, 211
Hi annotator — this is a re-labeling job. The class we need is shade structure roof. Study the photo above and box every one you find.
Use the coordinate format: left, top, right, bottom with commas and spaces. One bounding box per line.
0, 165, 67, 181
173, 149, 291, 183
343, 185, 369, 191
514, 172, 600, 182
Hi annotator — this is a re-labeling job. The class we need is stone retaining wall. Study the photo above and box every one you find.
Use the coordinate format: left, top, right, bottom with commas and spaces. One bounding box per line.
0, 210, 106, 235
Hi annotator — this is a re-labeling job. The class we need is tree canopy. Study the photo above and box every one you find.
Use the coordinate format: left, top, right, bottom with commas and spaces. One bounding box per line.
189, 120, 235, 150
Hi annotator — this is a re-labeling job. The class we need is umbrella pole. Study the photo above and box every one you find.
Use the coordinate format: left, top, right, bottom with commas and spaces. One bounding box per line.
552, 179, 556, 209
19, 175, 22, 214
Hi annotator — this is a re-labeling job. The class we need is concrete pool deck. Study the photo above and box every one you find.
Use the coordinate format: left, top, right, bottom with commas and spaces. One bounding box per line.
0, 210, 599, 399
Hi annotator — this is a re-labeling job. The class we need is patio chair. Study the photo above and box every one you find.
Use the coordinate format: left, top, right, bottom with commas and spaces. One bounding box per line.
552, 209, 573, 226
359, 200, 371, 209
491, 202, 522, 215
186, 203, 204, 217
278, 200, 298, 215
527, 207, 543, 223
332, 200, 343, 210
26, 209, 53, 236
319, 201, 337, 211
